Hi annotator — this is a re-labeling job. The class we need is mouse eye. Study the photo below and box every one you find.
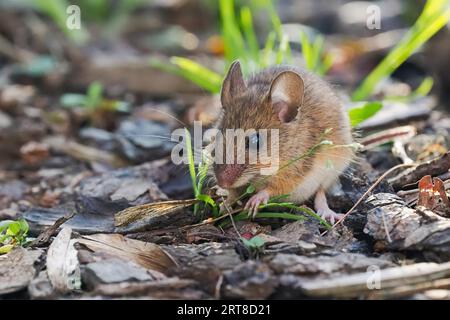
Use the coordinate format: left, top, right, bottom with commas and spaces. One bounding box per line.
247, 132, 262, 150
250, 133, 259, 146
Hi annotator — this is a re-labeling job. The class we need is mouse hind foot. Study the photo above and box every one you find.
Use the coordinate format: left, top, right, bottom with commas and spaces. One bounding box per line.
314, 188, 343, 224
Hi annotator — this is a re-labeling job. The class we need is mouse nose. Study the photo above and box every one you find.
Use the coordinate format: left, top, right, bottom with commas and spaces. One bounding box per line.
215, 164, 245, 188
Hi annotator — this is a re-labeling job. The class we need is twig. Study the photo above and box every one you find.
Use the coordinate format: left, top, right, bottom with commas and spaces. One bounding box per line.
222, 196, 240, 238
381, 210, 392, 243
180, 207, 243, 230
321, 163, 416, 236
29, 210, 76, 247
214, 275, 224, 299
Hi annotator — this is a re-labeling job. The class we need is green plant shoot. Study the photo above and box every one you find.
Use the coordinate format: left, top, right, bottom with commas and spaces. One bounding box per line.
0, 219, 30, 254
352, 0, 450, 101
184, 129, 218, 216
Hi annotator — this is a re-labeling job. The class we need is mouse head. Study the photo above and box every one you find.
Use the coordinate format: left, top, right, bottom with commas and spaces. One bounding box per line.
213, 61, 305, 189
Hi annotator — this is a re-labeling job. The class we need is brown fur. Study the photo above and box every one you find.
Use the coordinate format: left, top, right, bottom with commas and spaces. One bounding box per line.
214, 63, 354, 204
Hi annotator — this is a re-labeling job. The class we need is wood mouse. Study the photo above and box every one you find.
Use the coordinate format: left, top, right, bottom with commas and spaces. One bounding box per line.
211, 61, 354, 223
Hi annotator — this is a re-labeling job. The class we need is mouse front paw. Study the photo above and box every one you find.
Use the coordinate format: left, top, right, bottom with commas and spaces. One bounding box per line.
317, 207, 344, 225
244, 190, 270, 219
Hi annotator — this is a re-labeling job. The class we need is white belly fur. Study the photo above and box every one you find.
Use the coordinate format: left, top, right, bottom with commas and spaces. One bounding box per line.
287, 153, 350, 203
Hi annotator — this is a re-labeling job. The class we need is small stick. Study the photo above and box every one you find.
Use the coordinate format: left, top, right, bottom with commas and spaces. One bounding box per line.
30, 210, 76, 247
214, 275, 224, 299
321, 163, 416, 236
222, 196, 241, 237
180, 207, 243, 230
381, 210, 392, 243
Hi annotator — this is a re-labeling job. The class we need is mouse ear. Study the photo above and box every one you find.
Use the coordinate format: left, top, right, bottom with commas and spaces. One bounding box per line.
269, 71, 304, 123
221, 61, 246, 108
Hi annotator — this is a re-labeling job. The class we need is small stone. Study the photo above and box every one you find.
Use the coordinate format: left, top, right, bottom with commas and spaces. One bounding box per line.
222, 261, 277, 299
0, 111, 12, 129
82, 258, 153, 289
116, 119, 173, 162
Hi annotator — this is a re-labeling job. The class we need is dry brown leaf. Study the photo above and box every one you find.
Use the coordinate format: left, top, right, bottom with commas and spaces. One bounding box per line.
418, 175, 434, 208
114, 199, 198, 227
77, 233, 178, 273
46, 227, 80, 293
417, 175, 450, 213
433, 177, 450, 209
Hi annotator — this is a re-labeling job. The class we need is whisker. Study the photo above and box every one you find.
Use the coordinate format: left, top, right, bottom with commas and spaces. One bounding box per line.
119, 133, 174, 141
142, 107, 189, 127
192, 151, 214, 162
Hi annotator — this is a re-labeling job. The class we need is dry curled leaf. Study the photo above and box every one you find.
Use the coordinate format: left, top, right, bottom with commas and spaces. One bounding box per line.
46, 227, 80, 293
77, 233, 178, 273
417, 175, 450, 214
115, 199, 198, 227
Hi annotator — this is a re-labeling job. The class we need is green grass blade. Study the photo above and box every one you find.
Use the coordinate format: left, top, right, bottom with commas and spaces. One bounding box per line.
413, 76, 434, 97
262, 31, 276, 67
86, 81, 103, 108
300, 30, 314, 70
384, 76, 434, 102
171, 57, 222, 92
348, 101, 383, 127
276, 34, 291, 64
184, 128, 198, 195
258, 202, 331, 228
150, 57, 222, 93
196, 194, 216, 208
30, 0, 88, 43
317, 53, 334, 76
417, 0, 449, 26
352, 2, 450, 101
32, 0, 68, 32
220, 211, 305, 227
266, 0, 283, 38
197, 155, 210, 194
268, 194, 290, 202
240, 7, 260, 62
311, 35, 325, 72
240, 212, 306, 221
220, 0, 246, 63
